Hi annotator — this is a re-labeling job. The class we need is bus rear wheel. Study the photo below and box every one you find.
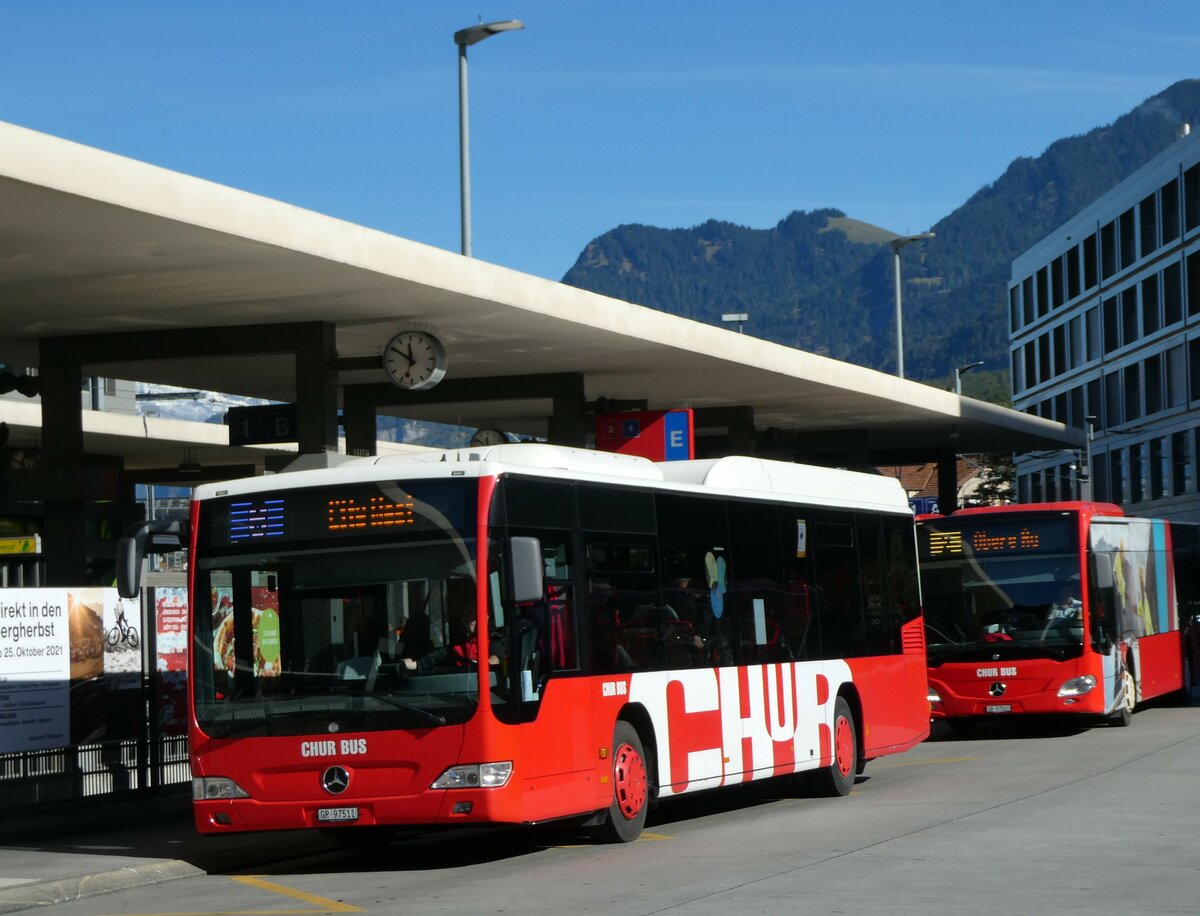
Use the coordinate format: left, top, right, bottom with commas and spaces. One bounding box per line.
810, 696, 857, 797
592, 721, 648, 843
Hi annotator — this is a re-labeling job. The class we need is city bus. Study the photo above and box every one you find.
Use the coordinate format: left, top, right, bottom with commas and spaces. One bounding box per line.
918, 502, 1199, 729
120, 444, 930, 843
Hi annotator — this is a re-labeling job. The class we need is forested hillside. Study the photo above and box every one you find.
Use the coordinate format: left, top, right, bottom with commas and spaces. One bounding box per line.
562, 79, 1200, 383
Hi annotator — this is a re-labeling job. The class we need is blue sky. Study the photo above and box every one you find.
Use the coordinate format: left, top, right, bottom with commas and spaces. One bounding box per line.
1, 2, 1197, 281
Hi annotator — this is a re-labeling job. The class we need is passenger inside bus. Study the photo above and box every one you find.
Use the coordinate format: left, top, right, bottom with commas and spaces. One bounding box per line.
403, 610, 498, 673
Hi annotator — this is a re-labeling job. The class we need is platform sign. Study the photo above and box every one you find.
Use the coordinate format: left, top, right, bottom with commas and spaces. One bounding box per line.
225, 403, 298, 445
910, 496, 940, 516
595, 409, 694, 462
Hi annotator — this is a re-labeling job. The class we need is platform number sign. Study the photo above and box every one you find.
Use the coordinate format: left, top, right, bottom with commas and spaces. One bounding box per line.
225, 404, 299, 446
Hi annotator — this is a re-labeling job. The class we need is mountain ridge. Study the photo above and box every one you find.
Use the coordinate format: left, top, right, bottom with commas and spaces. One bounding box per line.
562, 79, 1200, 383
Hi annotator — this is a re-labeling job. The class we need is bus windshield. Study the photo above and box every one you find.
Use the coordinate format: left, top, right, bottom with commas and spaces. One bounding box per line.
192, 479, 482, 738
918, 513, 1084, 664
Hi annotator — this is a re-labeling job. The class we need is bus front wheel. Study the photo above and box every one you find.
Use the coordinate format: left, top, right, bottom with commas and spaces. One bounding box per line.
810, 696, 857, 797
592, 721, 649, 843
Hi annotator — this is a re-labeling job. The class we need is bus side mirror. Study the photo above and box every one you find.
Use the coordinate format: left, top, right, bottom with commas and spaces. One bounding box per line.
116, 519, 183, 598
504, 536, 544, 605
1092, 554, 1114, 591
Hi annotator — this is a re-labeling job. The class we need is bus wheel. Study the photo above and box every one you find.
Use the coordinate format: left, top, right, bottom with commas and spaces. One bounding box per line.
593, 721, 648, 843
1109, 669, 1135, 727
811, 696, 857, 797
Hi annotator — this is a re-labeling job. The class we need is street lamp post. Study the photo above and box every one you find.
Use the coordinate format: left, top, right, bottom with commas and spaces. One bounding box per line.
889, 231, 935, 378
954, 360, 985, 395
454, 19, 524, 258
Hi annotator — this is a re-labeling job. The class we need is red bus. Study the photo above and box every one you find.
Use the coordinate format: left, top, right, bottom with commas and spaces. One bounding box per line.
918, 502, 1199, 729
121, 445, 929, 843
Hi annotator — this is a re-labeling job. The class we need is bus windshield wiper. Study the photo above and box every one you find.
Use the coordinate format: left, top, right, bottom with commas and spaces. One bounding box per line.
369, 695, 447, 726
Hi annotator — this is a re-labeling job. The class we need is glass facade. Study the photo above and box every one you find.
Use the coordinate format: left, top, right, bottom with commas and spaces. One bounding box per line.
1010, 134, 1200, 519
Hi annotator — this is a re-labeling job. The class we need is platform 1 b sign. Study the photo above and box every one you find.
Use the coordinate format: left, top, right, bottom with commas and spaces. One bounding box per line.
225, 403, 298, 445
595, 409, 694, 462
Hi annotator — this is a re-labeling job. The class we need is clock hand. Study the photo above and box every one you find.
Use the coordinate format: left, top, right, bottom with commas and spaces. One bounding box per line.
390, 343, 416, 366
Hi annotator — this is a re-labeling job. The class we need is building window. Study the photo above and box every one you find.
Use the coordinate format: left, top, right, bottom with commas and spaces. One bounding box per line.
1188, 250, 1200, 317
1150, 438, 1166, 500
1173, 431, 1193, 496
1185, 163, 1200, 233
1083, 233, 1098, 290
1038, 334, 1051, 384
1162, 178, 1180, 245
1036, 266, 1049, 318
1052, 325, 1066, 379
1011, 350, 1022, 394
1023, 275, 1035, 325
1065, 247, 1080, 301
1103, 296, 1119, 354
1024, 341, 1037, 390
1130, 443, 1145, 503
1109, 450, 1125, 505
1093, 449, 1109, 502
1086, 306, 1100, 361
1141, 275, 1160, 335
1101, 222, 1117, 279
1030, 471, 1043, 502
1119, 208, 1136, 268
1070, 315, 1084, 369
1104, 370, 1123, 428
1087, 378, 1101, 423
1191, 338, 1200, 403
1165, 262, 1183, 326
1052, 257, 1065, 309
1017, 473, 1032, 504
1045, 467, 1058, 502
1121, 286, 1139, 346
1009, 286, 1019, 332
1139, 194, 1158, 259
1070, 386, 1084, 429
1144, 353, 1163, 416
1167, 344, 1187, 408
1124, 364, 1142, 422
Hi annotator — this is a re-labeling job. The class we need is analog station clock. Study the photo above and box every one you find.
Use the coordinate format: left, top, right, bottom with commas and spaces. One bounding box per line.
470, 428, 508, 446
383, 330, 447, 391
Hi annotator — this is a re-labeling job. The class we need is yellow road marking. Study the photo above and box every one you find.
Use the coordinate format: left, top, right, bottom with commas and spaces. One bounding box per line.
103, 875, 365, 916
232, 876, 365, 912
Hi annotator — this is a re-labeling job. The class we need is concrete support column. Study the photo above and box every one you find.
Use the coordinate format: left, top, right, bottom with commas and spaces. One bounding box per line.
294, 322, 339, 454
937, 449, 959, 515
38, 344, 87, 585
548, 374, 587, 447
342, 405, 377, 456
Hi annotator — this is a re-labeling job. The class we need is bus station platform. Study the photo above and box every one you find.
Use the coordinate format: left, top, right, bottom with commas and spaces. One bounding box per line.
0, 791, 327, 914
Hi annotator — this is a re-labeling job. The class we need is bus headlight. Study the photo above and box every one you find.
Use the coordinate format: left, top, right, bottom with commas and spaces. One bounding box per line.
431, 762, 513, 790
193, 777, 250, 800
927, 686, 943, 710
1057, 675, 1097, 697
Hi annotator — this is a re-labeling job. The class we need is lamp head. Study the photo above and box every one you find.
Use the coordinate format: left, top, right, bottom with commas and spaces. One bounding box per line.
455, 19, 525, 47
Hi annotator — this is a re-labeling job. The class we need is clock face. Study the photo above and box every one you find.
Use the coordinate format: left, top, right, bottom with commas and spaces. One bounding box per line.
383, 331, 447, 390
470, 428, 508, 446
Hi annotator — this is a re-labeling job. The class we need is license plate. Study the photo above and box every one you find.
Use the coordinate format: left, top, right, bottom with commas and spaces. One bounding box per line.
317, 806, 359, 822
985, 704, 1012, 713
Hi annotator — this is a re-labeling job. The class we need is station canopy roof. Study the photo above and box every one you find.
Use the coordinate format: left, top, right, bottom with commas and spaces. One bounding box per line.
0, 120, 1082, 460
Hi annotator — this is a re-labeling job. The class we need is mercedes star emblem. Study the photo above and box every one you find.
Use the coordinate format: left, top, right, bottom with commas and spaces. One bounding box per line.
322, 765, 350, 795
989, 682, 1007, 698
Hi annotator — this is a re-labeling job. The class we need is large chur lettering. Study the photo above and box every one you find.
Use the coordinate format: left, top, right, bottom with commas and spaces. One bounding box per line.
629, 661, 853, 798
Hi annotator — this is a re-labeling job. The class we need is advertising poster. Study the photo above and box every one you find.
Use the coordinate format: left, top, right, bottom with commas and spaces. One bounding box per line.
155, 587, 188, 735
0, 589, 71, 753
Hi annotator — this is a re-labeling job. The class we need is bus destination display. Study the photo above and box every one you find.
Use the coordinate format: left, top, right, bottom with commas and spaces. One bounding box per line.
919, 514, 1075, 560
203, 481, 471, 550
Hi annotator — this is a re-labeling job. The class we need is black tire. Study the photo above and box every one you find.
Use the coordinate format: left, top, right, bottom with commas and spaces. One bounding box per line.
106, 627, 120, 648
127, 629, 139, 650
591, 721, 649, 843
810, 696, 857, 797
